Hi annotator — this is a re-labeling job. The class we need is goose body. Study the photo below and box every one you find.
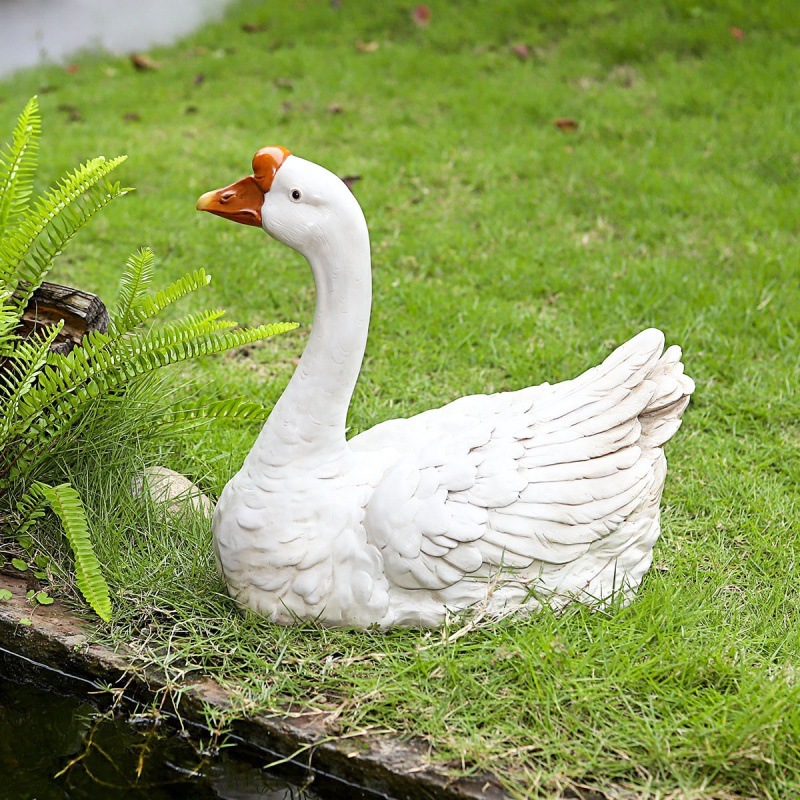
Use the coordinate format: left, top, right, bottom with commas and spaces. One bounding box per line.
198, 147, 694, 628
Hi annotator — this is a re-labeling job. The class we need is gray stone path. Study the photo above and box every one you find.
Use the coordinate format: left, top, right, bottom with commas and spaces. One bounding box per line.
0, 0, 233, 77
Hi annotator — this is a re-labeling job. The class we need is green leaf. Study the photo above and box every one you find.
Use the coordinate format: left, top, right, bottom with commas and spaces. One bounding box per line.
0, 96, 40, 238
0, 99, 296, 627
33, 482, 112, 622
0, 589, 12, 601
35, 591, 53, 605
167, 395, 271, 423
109, 266, 212, 334
11, 558, 27, 571
0, 154, 128, 305
0, 320, 64, 443
9, 489, 46, 542
113, 246, 156, 325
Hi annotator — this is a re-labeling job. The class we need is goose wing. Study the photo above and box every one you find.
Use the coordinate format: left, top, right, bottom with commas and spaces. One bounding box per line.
354, 329, 692, 593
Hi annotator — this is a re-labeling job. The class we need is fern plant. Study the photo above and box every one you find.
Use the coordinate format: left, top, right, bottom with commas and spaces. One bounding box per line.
0, 98, 296, 621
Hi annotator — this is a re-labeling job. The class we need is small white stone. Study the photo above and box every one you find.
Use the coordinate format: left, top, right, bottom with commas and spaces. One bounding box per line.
133, 466, 214, 520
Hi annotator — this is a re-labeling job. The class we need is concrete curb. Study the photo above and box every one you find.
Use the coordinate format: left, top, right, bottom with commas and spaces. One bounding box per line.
0, 571, 509, 800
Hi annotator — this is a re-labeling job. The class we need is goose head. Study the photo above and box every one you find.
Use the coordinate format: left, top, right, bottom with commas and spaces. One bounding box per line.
196, 146, 368, 264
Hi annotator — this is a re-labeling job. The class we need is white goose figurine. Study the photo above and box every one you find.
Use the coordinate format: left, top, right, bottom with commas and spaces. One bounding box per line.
197, 146, 694, 628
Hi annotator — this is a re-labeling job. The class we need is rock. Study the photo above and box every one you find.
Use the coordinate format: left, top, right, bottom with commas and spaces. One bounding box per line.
132, 466, 214, 519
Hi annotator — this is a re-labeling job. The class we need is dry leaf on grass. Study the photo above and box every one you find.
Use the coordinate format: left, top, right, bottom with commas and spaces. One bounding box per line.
554, 117, 579, 131
131, 53, 160, 71
412, 4, 431, 27
341, 175, 362, 191
511, 43, 530, 61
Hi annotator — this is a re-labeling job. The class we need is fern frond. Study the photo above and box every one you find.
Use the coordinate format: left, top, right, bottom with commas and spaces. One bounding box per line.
111, 268, 213, 333
166, 396, 271, 423
13, 488, 46, 541
0, 320, 64, 440
112, 246, 155, 327
32, 481, 112, 622
120, 321, 299, 372
0, 102, 301, 627
10, 320, 297, 458
0, 155, 128, 301
0, 97, 40, 238
115, 309, 236, 358
0, 290, 19, 350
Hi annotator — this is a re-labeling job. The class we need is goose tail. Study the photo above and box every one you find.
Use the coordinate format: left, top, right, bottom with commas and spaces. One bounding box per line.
639, 337, 695, 449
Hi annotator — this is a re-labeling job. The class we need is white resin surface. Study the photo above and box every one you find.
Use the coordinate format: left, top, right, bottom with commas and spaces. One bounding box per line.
211, 155, 695, 628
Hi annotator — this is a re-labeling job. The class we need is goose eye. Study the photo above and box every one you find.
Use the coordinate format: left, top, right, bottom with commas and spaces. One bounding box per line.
290, 189, 302, 201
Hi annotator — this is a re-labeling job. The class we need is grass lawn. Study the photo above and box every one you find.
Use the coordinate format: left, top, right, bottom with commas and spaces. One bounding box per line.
1, 1, 799, 797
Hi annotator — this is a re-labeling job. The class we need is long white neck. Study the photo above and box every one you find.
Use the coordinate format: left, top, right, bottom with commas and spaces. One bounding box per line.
245, 209, 372, 469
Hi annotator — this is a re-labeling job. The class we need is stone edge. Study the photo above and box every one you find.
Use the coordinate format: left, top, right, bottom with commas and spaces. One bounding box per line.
0, 571, 508, 800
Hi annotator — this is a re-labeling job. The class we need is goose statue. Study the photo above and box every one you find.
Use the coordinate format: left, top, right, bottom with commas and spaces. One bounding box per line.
197, 146, 694, 628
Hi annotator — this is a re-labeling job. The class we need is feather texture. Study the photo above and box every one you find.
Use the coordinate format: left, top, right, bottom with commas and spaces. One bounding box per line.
358, 328, 692, 616
207, 152, 695, 628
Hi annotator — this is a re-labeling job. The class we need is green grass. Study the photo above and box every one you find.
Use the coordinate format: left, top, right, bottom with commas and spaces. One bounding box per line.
1, 1, 799, 797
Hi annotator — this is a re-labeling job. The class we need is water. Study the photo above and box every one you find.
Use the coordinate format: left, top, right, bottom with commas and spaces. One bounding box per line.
0, 648, 380, 800
0, 0, 235, 78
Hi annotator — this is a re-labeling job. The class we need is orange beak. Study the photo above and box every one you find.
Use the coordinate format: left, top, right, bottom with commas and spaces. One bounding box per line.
196, 145, 291, 228
196, 175, 265, 227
